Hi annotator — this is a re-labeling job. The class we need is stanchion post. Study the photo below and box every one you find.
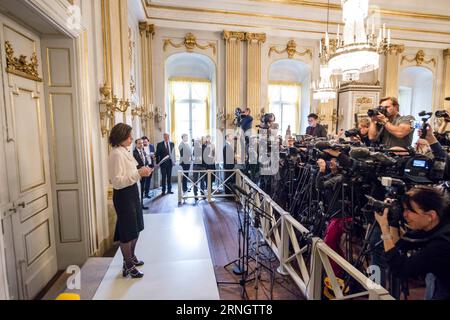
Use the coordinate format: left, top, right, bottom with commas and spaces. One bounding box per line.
307, 237, 324, 300
177, 171, 182, 204
207, 170, 212, 202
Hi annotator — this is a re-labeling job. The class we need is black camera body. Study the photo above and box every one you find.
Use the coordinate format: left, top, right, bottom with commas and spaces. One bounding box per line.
367, 105, 388, 117
345, 128, 360, 138
435, 110, 449, 118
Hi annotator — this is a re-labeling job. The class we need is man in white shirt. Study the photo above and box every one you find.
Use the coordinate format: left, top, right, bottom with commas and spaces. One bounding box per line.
156, 133, 175, 195
133, 138, 149, 210
179, 133, 192, 193
142, 136, 155, 198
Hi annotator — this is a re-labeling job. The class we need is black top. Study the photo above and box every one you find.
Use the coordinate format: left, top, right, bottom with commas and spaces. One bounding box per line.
385, 219, 450, 299
133, 148, 148, 169
306, 124, 327, 138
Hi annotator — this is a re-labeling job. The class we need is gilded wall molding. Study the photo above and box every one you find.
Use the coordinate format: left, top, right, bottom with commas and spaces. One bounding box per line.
139, 22, 155, 38
444, 49, 450, 57
269, 40, 312, 59
163, 33, 216, 55
401, 50, 436, 67
4, 41, 42, 82
223, 31, 245, 42
387, 44, 405, 55
245, 32, 266, 44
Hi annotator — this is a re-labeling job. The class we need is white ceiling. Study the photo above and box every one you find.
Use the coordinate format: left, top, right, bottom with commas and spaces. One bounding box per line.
140, 0, 450, 48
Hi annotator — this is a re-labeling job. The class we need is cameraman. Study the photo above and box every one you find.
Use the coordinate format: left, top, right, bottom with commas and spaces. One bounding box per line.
419, 123, 450, 180
239, 108, 253, 133
375, 186, 450, 300
368, 97, 415, 148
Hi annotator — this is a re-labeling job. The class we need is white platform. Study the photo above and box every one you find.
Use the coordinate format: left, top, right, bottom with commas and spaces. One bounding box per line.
93, 211, 220, 300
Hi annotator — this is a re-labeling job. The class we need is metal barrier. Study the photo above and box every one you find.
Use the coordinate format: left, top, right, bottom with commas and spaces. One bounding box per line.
177, 169, 237, 203
178, 169, 394, 300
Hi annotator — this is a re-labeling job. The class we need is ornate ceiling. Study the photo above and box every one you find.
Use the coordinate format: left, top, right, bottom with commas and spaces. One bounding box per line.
140, 0, 450, 48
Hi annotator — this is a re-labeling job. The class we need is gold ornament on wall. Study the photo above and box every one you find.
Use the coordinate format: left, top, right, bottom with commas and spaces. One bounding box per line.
4, 41, 42, 82
223, 31, 245, 42
163, 33, 216, 55
269, 40, 312, 59
216, 110, 231, 122
355, 97, 373, 107
401, 50, 436, 67
99, 84, 131, 137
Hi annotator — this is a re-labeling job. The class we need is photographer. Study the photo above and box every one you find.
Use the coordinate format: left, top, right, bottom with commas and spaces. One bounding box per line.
368, 97, 415, 148
346, 118, 371, 146
238, 107, 253, 133
306, 113, 327, 138
375, 186, 450, 300
419, 123, 450, 180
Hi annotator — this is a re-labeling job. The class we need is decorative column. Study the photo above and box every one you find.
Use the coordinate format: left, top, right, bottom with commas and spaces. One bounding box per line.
139, 22, 155, 142
223, 31, 245, 125
384, 44, 405, 98
245, 33, 266, 118
444, 49, 450, 109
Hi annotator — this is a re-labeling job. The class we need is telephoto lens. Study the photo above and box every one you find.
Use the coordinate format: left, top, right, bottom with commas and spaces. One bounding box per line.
435, 110, 449, 118
345, 128, 360, 137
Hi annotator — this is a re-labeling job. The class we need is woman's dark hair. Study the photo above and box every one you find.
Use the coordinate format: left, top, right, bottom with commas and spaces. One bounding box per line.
109, 123, 132, 147
308, 113, 319, 120
404, 186, 449, 220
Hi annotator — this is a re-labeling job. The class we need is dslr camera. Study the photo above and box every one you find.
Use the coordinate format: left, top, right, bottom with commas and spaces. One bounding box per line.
367, 105, 388, 117
345, 128, 360, 138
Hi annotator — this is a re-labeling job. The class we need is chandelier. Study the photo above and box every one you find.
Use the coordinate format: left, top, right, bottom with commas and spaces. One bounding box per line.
313, 64, 337, 103
320, 0, 391, 81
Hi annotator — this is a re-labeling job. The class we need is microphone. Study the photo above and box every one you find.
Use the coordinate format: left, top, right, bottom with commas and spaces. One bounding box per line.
349, 147, 370, 160
232, 184, 250, 197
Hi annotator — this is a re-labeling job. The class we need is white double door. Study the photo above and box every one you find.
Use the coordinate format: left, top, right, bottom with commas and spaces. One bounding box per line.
0, 14, 57, 299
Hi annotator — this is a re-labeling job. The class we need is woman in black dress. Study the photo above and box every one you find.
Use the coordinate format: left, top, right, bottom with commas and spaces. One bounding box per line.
108, 123, 153, 278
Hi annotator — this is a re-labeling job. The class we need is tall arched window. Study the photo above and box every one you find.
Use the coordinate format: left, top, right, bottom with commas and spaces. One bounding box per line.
170, 78, 210, 141
268, 59, 311, 135
165, 53, 216, 149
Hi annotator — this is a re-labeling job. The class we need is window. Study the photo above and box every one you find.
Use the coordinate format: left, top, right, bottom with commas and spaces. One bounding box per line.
170, 78, 210, 150
268, 83, 301, 135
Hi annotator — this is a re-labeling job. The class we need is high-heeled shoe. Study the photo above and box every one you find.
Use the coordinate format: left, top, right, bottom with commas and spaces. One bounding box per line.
122, 264, 144, 278
131, 256, 144, 267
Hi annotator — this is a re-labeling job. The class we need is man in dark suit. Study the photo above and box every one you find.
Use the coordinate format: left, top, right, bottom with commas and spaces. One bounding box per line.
142, 136, 155, 198
133, 138, 149, 210
156, 133, 175, 195
223, 134, 235, 195
306, 113, 327, 138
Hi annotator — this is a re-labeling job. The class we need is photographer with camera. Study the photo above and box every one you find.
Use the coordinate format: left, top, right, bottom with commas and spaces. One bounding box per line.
418, 123, 450, 180
306, 113, 328, 138
345, 118, 371, 146
368, 97, 415, 148
374, 186, 450, 300
235, 107, 253, 133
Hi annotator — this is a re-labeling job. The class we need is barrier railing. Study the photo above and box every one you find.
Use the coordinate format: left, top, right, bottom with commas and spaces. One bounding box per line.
177, 168, 394, 300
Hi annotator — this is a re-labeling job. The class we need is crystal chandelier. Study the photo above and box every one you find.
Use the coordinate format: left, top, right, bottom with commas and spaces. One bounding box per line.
313, 64, 337, 103
320, 0, 391, 81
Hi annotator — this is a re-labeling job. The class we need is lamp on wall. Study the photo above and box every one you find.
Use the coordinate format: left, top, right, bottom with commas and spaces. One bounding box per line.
217, 109, 231, 121
153, 105, 167, 123
99, 84, 131, 137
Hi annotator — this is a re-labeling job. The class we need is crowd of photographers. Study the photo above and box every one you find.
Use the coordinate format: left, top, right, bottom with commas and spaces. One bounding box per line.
252, 96, 450, 300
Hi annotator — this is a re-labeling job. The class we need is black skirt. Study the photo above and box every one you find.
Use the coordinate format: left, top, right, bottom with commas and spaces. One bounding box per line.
113, 183, 144, 243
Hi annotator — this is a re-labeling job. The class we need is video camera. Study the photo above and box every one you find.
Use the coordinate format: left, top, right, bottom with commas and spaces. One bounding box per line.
367, 105, 388, 117
435, 110, 449, 119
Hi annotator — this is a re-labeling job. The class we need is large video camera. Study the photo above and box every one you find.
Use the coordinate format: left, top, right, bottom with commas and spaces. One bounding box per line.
435, 110, 450, 119
367, 105, 388, 117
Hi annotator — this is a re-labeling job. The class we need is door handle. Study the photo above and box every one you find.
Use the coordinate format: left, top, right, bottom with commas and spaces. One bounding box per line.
17, 202, 25, 209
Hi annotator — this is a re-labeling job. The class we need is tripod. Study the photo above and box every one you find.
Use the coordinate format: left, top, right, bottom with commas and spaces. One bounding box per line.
217, 187, 275, 299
